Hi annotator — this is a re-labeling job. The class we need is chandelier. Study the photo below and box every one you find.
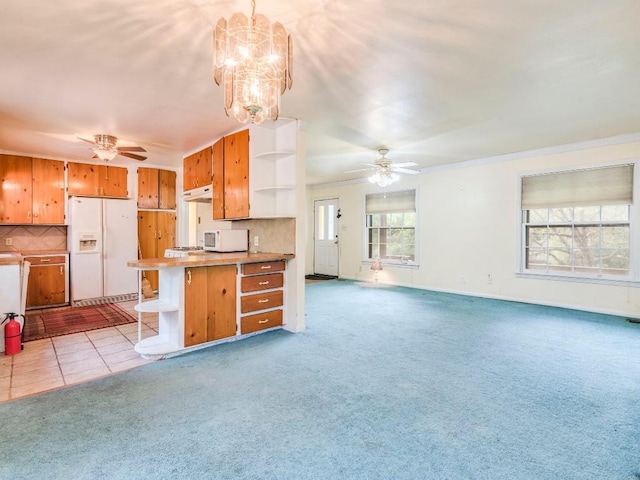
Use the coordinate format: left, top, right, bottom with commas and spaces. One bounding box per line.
369, 168, 399, 188
213, 0, 293, 125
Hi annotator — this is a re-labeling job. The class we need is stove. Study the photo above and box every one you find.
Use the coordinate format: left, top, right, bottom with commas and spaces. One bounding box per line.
164, 246, 205, 258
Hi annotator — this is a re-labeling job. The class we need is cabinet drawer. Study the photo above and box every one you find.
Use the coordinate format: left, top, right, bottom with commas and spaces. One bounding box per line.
23, 255, 66, 264
241, 272, 283, 293
241, 290, 283, 313
242, 261, 285, 275
241, 309, 283, 334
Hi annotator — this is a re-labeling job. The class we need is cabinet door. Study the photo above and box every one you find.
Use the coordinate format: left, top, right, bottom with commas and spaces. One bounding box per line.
32, 158, 65, 224
183, 147, 211, 191
0, 154, 32, 223
223, 130, 249, 219
137, 167, 159, 208
206, 264, 237, 341
212, 137, 225, 220
67, 162, 100, 196
184, 267, 209, 347
138, 211, 159, 290
156, 212, 176, 253
196, 146, 212, 189
158, 169, 176, 210
26, 264, 66, 308
100, 165, 128, 197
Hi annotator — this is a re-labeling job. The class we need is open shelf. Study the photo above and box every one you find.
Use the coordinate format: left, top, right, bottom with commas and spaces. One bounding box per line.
254, 151, 294, 161
134, 335, 180, 355
134, 299, 179, 313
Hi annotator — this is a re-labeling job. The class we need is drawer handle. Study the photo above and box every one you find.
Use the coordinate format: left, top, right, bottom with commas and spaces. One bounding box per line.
258, 319, 269, 324
260, 265, 272, 270
60, 266, 63, 275
258, 281, 270, 286
40, 258, 51, 263
258, 299, 269, 304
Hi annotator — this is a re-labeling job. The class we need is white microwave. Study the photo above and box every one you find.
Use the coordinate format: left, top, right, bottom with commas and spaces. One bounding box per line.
203, 229, 248, 252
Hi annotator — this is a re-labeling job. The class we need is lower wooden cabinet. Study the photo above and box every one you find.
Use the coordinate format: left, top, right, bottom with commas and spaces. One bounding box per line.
184, 264, 237, 347
239, 260, 285, 334
24, 255, 67, 308
138, 211, 176, 291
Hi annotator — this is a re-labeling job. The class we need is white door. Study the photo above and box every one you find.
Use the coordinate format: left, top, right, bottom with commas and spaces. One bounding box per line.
103, 199, 138, 296
313, 198, 339, 276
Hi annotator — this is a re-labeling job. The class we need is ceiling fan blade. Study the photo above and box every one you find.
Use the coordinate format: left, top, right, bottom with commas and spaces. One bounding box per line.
77, 137, 96, 145
117, 146, 146, 152
118, 151, 147, 161
345, 167, 375, 173
391, 161, 417, 168
393, 167, 419, 175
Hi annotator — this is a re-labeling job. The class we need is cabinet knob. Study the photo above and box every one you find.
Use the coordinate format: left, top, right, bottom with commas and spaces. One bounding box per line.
187, 269, 192, 285
60, 266, 64, 275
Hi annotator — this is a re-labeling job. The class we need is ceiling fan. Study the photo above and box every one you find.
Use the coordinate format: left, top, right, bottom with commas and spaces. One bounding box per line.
77, 134, 147, 161
346, 148, 419, 187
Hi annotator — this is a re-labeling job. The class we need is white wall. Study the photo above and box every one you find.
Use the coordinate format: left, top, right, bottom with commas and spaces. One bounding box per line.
307, 138, 640, 318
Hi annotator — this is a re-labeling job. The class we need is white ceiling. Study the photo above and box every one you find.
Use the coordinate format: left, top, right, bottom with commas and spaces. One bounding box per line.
1, 0, 639, 186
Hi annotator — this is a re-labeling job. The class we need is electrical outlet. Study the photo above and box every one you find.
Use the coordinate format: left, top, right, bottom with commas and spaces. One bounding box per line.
487, 274, 492, 284
460, 275, 465, 284
253, 235, 259, 247
5, 238, 12, 246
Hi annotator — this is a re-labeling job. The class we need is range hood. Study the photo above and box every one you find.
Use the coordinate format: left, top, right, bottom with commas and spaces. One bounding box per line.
182, 185, 212, 203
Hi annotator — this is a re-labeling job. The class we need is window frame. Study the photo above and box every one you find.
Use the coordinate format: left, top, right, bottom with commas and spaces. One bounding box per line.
363, 188, 419, 267
517, 162, 638, 285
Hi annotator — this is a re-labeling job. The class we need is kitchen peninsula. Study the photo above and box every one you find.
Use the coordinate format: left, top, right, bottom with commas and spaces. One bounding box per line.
127, 251, 294, 357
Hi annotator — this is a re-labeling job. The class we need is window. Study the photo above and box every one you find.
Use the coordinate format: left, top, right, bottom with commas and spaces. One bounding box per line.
520, 164, 633, 279
365, 189, 417, 264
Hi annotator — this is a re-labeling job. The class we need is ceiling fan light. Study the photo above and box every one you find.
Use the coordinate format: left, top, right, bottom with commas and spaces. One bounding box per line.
369, 170, 399, 188
94, 147, 117, 161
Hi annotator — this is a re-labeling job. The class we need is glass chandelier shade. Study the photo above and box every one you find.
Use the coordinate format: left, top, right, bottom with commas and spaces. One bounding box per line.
213, 0, 293, 125
369, 169, 400, 188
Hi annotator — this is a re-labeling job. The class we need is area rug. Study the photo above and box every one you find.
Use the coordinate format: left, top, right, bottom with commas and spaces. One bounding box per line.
304, 274, 337, 281
23, 303, 136, 342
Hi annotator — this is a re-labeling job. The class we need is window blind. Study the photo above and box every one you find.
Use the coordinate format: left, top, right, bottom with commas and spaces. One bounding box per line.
521, 164, 634, 209
366, 189, 416, 214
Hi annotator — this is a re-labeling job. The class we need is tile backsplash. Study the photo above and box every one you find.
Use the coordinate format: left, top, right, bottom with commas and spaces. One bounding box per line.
0, 226, 67, 252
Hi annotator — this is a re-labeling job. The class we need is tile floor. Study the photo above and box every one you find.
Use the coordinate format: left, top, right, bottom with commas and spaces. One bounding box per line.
0, 300, 159, 402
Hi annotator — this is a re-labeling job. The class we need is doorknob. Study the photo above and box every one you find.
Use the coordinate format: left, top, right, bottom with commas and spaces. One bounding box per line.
334, 235, 339, 244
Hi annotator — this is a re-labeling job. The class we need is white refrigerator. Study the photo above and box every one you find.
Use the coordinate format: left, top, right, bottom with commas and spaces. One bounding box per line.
68, 197, 138, 302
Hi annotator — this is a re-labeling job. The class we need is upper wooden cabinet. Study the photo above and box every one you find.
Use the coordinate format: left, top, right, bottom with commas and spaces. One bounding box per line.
67, 162, 128, 198
0, 155, 65, 224
183, 147, 212, 191
138, 167, 176, 210
212, 130, 250, 220
211, 120, 297, 220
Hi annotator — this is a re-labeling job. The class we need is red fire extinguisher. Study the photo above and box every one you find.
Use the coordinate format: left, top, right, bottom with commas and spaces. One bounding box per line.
3, 313, 23, 355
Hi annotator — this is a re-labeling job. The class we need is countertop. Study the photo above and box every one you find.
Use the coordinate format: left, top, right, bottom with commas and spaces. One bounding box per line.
127, 252, 294, 269
0, 250, 69, 265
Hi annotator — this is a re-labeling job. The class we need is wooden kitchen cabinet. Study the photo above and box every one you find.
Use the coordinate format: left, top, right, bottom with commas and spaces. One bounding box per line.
24, 255, 67, 308
138, 211, 176, 290
183, 146, 212, 192
67, 162, 128, 198
137, 167, 176, 209
184, 264, 237, 347
239, 260, 285, 334
0, 155, 65, 224
212, 129, 250, 220
211, 120, 297, 220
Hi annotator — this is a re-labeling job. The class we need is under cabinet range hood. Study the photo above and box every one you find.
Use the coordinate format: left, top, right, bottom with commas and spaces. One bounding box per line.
183, 185, 212, 202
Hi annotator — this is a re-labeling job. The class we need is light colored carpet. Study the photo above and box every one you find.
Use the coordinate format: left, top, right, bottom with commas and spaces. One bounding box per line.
1, 280, 639, 479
